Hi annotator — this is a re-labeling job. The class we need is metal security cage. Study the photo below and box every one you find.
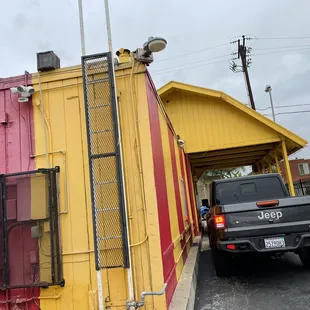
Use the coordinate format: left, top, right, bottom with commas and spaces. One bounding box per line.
0, 167, 63, 289
82, 52, 129, 269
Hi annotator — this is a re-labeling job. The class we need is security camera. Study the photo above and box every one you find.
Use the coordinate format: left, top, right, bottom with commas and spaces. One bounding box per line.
177, 139, 185, 148
10, 85, 35, 103
17, 86, 35, 96
10, 87, 19, 94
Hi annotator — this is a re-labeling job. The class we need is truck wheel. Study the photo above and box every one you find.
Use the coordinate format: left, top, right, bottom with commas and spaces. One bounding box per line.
299, 248, 310, 268
212, 246, 230, 277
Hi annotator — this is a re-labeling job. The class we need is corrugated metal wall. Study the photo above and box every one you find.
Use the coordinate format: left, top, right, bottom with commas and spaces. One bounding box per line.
163, 93, 280, 153
145, 73, 196, 305
0, 62, 198, 309
0, 76, 40, 310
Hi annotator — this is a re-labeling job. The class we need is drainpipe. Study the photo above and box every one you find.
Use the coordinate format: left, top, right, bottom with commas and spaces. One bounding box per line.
126, 284, 167, 309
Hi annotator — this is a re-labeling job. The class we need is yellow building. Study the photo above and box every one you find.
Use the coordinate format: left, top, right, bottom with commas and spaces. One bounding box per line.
158, 81, 307, 195
29, 54, 198, 309
0, 51, 306, 310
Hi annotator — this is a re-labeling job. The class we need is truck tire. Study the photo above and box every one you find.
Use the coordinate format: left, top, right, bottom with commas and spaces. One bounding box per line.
212, 246, 230, 277
299, 248, 310, 268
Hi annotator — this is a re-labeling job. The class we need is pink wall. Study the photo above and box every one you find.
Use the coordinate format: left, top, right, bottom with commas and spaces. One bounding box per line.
0, 75, 34, 174
0, 74, 40, 310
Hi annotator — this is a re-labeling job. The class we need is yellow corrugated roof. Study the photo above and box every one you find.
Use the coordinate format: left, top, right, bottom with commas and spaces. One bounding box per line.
158, 81, 307, 149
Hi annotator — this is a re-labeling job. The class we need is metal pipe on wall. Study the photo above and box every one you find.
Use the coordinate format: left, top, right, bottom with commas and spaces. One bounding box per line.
78, 0, 86, 56
102, 0, 135, 308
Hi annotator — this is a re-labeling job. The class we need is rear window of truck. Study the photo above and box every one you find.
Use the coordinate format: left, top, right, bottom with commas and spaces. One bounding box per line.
215, 177, 286, 205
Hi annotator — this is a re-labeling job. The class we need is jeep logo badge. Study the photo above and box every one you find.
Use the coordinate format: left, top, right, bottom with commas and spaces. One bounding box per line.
258, 211, 282, 221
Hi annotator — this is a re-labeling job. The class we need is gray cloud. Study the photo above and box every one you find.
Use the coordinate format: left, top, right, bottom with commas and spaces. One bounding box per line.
0, 0, 309, 157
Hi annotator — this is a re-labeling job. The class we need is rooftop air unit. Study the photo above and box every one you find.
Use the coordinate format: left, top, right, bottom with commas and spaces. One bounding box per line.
37, 51, 60, 71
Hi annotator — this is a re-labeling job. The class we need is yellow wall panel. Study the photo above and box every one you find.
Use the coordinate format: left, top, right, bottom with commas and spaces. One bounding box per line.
164, 93, 281, 153
158, 109, 185, 282
31, 63, 166, 309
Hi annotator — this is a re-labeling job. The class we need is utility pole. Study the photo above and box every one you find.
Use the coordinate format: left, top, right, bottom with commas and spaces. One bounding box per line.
230, 35, 256, 110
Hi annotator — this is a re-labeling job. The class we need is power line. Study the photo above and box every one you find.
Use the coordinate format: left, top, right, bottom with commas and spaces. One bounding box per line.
151, 59, 227, 76
257, 103, 310, 111
156, 43, 230, 63
151, 45, 310, 76
264, 110, 310, 116
255, 44, 310, 51
151, 54, 230, 74
255, 47, 310, 56
256, 36, 310, 40
150, 37, 310, 77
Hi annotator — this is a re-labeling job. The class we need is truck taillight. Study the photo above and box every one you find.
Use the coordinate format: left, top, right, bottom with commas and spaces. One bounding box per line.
214, 215, 226, 229
256, 200, 279, 207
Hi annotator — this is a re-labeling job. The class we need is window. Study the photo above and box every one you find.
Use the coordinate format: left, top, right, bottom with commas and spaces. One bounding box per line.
215, 176, 286, 205
298, 163, 310, 176
180, 180, 188, 217
240, 183, 257, 195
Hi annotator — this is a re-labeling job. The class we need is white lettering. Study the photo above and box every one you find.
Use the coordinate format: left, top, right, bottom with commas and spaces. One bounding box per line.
258, 211, 264, 220
258, 210, 283, 220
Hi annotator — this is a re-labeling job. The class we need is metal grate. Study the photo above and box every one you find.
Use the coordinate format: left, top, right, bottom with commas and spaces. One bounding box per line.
0, 167, 63, 288
82, 52, 129, 269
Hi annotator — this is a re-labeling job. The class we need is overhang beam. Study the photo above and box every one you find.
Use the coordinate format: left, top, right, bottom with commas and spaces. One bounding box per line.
190, 151, 268, 164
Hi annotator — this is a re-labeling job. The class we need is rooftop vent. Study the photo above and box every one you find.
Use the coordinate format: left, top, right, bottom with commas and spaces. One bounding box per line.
37, 51, 60, 72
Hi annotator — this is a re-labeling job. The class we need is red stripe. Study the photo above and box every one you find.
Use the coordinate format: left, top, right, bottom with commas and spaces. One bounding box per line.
168, 130, 186, 264
185, 155, 199, 236
178, 148, 191, 261
178, 148, 191, 219
168, 131, 185, 234
146, 74, 176, 305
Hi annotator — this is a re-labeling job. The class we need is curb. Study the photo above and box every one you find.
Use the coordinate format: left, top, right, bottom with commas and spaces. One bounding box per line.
169, 236, 201, 310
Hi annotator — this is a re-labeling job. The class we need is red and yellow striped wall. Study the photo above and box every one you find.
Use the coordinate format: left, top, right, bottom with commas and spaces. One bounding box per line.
0, 59, 198, 309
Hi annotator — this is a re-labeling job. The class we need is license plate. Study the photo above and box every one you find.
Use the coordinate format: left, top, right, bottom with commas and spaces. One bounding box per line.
264, 237, 285, 249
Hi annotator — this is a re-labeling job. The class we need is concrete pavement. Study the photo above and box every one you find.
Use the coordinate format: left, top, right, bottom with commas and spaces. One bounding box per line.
195, 247, 310, 310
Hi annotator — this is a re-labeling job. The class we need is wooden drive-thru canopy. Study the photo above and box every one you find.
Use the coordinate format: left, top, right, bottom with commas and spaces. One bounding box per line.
158, 81, 308, 196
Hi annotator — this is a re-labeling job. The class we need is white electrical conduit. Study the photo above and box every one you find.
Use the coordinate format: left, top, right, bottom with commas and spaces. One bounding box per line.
37, 71, 51, 168
128, 59, 155, 301
103, 0, 134, 308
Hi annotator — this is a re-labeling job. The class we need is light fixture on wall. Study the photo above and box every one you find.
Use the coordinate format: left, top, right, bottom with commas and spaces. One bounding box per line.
134, 36, 167, 65
10, 86, 35, 103
177, 138, 185, 149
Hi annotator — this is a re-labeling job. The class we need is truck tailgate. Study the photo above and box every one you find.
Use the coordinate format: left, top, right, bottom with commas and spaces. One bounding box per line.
223, 196, 310, 238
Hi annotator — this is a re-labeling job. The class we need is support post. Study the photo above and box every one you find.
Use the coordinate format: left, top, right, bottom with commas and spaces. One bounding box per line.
268, 160, 272, 173
258, 162, 263, 174
281, 140, 295, 196
274, 150, 281, 175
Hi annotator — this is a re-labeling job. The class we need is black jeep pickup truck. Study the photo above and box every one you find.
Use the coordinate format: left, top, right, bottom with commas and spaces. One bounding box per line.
207, 173, 310, 276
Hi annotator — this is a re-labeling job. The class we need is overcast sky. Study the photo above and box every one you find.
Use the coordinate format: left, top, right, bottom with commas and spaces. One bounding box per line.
1, 0, 309, 158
